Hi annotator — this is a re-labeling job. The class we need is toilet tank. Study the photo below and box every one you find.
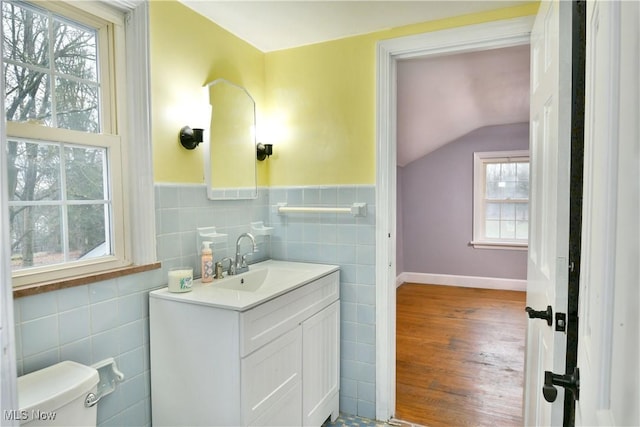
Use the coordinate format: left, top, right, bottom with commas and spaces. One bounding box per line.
18, 361, 99, 426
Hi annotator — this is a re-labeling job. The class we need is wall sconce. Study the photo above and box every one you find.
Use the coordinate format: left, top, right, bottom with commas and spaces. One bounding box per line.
257, 143, 273, 161
179, 126, 204, 150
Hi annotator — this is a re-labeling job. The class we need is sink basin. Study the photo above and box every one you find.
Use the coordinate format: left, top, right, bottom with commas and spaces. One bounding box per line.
214, 266, 306, 292
150, 260, 339, 311
214, 268, 269, 292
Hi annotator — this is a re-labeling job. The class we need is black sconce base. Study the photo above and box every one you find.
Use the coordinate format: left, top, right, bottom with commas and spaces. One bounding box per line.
257, 143, 273, 161
180, 126, 204, 150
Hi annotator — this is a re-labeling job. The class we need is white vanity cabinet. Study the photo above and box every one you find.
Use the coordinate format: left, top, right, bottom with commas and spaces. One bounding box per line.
150, 264, 339, 427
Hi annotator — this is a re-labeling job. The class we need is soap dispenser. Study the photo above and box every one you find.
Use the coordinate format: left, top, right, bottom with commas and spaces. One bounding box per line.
201, 241, 213, 283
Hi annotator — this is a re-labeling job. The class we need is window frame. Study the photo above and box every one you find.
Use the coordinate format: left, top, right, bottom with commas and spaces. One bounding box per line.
5, 0, 135, 288
472, 149, 530, 250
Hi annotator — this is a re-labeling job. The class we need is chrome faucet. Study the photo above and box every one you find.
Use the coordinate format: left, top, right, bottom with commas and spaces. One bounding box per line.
234, 233, 257, 275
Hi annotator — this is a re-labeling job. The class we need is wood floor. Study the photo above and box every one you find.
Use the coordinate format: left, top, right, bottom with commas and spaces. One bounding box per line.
395, 283, 527, 427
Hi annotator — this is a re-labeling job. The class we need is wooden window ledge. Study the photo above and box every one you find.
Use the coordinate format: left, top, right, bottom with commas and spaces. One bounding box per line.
13, 262, 161, 298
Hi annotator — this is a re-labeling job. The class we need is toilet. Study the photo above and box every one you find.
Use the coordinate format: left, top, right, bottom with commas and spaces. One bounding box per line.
18, 361, 99, 426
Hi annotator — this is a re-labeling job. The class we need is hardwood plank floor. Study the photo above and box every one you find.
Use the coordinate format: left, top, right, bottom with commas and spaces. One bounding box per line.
395, 283, 527, 427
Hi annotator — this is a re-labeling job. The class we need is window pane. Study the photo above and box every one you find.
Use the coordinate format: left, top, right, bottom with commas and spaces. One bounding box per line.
7, 140, 61, 202
486, 163, 500, 182
53, 18, 97, 81
501, 203, 516, 220
517, 162, 529, 181
10, 205, 62, 270
2, 2, 49, 67
516, 204, 528, 221
64, 145, 106, 200
4, 64, 51, 124
486, 181, 503, 199
500, 220, 516, 239
503, 181, 518, 199
3, 3, 101, 132
55, 77, 99, 132
486, 220, 500, 238
68, 204, 109, 260
3, 2, 51, 124
501, 163, 516, 181
8, 140, 112, 272
485, 202, 500, 220
515, 181, 529, 199
515, 162, 529, 199
516, 220, 528, 240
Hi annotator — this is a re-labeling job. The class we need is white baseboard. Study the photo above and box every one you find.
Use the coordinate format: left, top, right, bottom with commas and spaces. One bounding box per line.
395, 272, 526, 292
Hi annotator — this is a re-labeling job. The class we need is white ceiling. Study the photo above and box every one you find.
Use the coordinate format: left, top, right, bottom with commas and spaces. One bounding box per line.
178, 1, 531, 166
179, 1, 529, 52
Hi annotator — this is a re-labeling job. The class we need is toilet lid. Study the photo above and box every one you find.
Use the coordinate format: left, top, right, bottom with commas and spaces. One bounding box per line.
18, 361, 99, 414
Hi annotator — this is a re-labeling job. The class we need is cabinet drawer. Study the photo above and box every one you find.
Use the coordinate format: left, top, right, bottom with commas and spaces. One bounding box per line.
240, 271, 339, 357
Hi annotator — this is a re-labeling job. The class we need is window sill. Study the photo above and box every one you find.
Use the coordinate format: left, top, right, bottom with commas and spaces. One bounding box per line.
470, 241, 528, 251
12, 262, 161, 299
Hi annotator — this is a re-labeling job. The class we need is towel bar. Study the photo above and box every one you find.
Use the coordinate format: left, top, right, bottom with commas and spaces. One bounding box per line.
276, 202, 367, 217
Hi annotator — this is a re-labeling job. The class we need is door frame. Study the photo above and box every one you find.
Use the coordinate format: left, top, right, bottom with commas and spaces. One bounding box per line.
375, 16, 535, 421
0, 15, 18, 415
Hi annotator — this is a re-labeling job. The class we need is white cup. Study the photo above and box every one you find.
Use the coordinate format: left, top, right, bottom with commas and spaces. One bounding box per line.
168, 267, 193, 293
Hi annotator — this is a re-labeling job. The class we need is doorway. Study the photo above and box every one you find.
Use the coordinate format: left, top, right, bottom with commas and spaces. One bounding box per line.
393, 43, 530, 424
374, 16, 535, 421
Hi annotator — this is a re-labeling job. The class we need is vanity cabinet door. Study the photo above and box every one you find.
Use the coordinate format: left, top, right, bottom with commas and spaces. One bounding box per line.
241, 326, 302, 426
302, 300, 340, 426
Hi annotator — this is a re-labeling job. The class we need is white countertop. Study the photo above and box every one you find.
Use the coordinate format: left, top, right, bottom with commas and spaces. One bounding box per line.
149, 259, 339, 311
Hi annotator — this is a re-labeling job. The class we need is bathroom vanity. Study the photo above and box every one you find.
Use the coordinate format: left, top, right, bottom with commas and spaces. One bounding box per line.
149, 260, 340, 426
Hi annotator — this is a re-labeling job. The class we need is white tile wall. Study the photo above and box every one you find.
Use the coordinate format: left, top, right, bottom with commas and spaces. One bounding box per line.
155, 184, 271, 278
268, 185, 377, 419
13, 267, 163, 427
13, 183, 378, 425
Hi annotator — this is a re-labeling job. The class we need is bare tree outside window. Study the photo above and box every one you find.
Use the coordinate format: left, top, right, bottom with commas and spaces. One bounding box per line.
3, 1, 110, 271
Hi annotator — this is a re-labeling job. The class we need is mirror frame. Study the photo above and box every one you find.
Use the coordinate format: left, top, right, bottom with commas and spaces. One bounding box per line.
203, 78, 258, 200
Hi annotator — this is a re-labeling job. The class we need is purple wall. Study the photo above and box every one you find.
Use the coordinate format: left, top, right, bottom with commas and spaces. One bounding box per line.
398, 123, 529, 280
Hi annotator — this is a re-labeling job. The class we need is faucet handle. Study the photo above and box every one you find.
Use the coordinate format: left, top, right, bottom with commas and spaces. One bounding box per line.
214, 262, 224, 279
218, 257, 234, 276
240, 253, 252, 268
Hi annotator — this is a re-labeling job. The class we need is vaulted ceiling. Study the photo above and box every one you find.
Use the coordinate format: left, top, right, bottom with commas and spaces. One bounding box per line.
397, 44, 530, 166
179, 1, 532, 167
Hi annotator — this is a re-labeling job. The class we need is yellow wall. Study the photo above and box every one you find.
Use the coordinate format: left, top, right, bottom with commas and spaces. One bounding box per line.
149, 0, 265, 184
149, 1, 538, 185
263, 2, 538, 186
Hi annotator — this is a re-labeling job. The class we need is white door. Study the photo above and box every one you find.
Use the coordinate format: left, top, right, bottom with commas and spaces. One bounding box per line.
524, 0, 572, 425
577, 0, 640, 425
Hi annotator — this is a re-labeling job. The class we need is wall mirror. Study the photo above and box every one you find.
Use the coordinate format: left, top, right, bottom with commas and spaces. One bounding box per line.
204, 78, 257, 200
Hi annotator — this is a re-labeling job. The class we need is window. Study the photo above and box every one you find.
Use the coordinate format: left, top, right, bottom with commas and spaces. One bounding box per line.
3, 0, 131, 287
472, 150, 529, 249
